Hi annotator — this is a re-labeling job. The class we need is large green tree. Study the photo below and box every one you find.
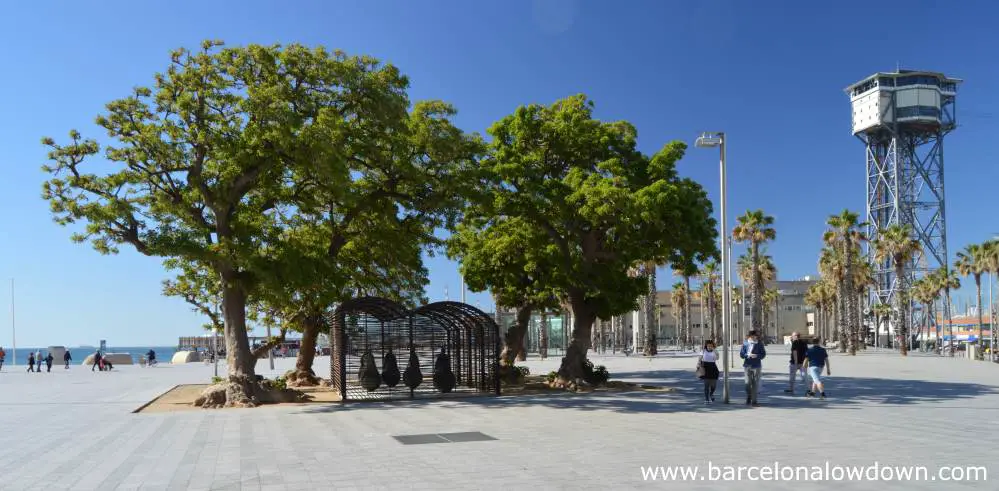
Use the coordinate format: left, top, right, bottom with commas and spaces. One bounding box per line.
40, 41, 476, 406
261, 98, 481, 387
447, 217, 562, 371
471, 95, 717, 384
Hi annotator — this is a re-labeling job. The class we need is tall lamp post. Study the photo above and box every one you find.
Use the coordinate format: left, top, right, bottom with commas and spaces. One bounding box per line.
695, 132, 730, 403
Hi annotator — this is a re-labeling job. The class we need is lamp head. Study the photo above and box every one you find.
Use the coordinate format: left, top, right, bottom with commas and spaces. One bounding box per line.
695, 132, 723, 148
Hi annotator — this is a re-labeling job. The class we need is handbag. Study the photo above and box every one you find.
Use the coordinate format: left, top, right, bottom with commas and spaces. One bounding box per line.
695, 358, 706, 379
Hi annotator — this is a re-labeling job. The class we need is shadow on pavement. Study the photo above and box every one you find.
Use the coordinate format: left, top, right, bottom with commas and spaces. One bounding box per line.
293, 368, 998, 416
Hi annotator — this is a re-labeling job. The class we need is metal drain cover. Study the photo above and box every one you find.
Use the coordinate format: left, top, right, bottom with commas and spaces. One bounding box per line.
392, 431, 496, 445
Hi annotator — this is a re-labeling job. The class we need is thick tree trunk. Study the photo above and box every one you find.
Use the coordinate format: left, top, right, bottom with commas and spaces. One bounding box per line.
500, 305, 533, 367
643, 266, 657, 356
195, 277, 260, 408
555, 294, 596, 386
286, 314, 323, 387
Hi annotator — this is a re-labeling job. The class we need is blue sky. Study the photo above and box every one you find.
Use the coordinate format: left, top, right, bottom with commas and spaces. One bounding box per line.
2, 0, 997, 347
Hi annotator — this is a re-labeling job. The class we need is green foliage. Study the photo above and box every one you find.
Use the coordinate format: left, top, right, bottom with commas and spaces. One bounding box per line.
582, 360, 610, 385
499, 364, 531, 385
546, 370, 559, 384
271, 376, 288, 391
211, 376, 224, 385
40, 41, 483, 380
463, 94, 717, 323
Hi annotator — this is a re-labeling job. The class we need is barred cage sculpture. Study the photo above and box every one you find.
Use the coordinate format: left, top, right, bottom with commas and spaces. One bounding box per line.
330, 297, 501, 401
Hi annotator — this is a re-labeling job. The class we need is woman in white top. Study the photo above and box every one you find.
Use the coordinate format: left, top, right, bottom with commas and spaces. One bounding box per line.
697, 340, 721, 403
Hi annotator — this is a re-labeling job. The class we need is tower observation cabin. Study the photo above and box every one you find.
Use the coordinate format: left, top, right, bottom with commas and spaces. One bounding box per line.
846, 69, 961, 320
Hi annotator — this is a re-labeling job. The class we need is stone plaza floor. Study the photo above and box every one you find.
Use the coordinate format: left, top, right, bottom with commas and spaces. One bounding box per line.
0, 346, 996, 490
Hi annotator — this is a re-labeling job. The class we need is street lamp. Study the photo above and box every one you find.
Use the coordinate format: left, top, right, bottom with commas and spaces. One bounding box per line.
695, 132, 731, 403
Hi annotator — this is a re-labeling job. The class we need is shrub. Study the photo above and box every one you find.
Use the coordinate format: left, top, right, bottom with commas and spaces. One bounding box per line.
272, 376, 288, 391
514, 365, 530, 378
546, 370, 558, 384
581, 359, 610, 385
499, 364, 530, 385
211, 376, 224, 385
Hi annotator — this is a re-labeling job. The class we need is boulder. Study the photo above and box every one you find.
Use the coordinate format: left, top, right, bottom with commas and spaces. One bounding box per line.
171, 351, 202, 364
82, 353, 134, 366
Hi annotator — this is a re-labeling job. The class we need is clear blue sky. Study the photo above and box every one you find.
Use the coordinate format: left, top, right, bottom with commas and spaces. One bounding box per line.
2, 0, 997, 347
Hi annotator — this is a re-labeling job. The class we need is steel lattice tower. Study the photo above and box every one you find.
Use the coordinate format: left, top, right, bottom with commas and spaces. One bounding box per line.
846, 70, 959, 319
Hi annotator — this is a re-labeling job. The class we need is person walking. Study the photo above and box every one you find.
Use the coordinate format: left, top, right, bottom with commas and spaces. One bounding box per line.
803, 337, 831, 399
27, 352, 35, 372
64, 350, 72, 369
45, 352, 54, 372
35, 351, 42, 374
0, 346, 5, 371
785, 332, 808, 394
739, 330, 766, 407
91, 350, 102, 372
696, 340, 721, 403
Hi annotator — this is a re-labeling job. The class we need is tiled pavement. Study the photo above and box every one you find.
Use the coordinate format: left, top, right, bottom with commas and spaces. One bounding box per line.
0, 347, 996, 490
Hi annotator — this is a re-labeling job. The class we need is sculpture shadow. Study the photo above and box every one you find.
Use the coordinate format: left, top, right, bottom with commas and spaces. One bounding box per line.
294, 368, 999, 416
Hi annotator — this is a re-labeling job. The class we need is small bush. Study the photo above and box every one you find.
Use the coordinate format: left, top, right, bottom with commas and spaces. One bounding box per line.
500, 364, 530, 385
211, 376, 224, 385
546, 370, 558, 384
271, 376, 288, 391
581, 359, 610, 386
514, 365, 530, 378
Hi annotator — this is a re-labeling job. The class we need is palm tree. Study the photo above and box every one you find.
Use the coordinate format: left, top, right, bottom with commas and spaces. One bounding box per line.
933, 268, 961, 355
912, 276, 940, 352
670, 281, 688, 348
984, 240, 999, 357
673, 261, 698, 351
640, 261, 661, 356
853, 259, 875, 348
733, 210, 777, 336
871, 302, 893, 348
700, 261, 721, 342
825, 211, 867, 355
819, 246, 848, 351
762, 288, 780, 340
956, 243, 987, 360
737, 252, 777, 340
871, 224, 921, 356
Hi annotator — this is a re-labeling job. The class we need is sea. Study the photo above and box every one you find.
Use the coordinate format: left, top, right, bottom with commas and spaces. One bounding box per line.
5, 346, 178, 364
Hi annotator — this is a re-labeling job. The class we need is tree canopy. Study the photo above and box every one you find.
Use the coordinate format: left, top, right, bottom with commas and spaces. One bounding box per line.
466, 94, 717, 381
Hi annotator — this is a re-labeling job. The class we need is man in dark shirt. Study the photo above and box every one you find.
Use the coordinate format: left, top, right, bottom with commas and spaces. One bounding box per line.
785, 332, 809, 394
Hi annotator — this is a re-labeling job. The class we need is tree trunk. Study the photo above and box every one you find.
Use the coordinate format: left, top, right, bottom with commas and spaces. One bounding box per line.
286, 314, 323, 387
973, 277, 983, 360
895, 263, 908, 356
195, 277, 260, 408
945, 287, 954, 356
500, 305, 533, 368
643, 265, 658, 356
751, 243, 762, 333
684, 275, 692, 350
555, 293, 596, 386
252, 328, 287, 360
836, 282, 848, 353
539, 312, 549, 360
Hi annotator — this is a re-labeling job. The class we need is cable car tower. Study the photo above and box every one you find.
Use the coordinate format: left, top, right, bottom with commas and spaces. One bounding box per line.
846, 70, 960, 310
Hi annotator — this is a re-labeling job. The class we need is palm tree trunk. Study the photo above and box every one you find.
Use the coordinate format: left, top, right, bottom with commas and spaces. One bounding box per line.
751, 243, 762, 332
836, 282, 848, 353
976, 277, 984, 360
945, 286, 954, 356
684, 275, 692, 351
895, 263, 908, 356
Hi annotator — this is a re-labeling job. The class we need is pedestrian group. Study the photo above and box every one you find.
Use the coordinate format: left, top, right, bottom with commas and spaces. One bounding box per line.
696, 330, 830, 405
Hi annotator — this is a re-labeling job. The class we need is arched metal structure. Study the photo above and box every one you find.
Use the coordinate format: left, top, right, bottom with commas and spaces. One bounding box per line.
330, 297, 501, 401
